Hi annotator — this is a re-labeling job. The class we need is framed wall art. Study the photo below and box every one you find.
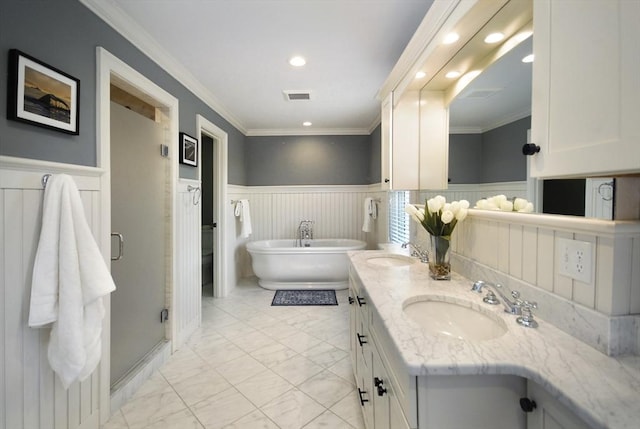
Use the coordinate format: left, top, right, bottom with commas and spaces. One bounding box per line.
179, 132, 198, 166
7, 49, 80, 135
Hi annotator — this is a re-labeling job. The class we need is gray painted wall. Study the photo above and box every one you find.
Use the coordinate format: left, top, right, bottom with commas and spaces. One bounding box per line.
448, 116, 530, 184
481, 116, 529, 183
245, 135, 372, 186
448, 133, 482, 184
369, 123, 382, 184
0, 0, 246, 183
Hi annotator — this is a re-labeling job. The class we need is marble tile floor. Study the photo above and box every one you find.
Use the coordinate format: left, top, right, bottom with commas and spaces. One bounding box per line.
102, 278, 365, 429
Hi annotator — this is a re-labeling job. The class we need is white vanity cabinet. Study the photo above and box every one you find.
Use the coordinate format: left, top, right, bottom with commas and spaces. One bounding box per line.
349, 268, 418, 429
530, 0, 640, 178
526, 382, 591, 429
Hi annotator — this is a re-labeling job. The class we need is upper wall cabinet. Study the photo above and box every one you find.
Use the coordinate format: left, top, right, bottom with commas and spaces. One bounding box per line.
529, 0, 640, 178
380, 92, 420, 190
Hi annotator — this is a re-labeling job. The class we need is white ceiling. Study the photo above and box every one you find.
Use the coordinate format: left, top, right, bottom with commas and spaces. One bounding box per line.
96, 0, 435, 136
449, 36, 533, 133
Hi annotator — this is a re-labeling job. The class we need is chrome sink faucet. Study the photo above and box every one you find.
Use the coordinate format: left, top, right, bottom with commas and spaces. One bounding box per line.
471, 280, 522, 315
401, 242, 428, 263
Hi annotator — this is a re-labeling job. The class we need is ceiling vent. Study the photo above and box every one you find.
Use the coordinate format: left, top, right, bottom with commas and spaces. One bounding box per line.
283, 90, 313, 101
460, 88, 503, 99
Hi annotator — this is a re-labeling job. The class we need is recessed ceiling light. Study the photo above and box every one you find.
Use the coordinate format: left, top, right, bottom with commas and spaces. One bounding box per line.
415, 71, 426, 79
484, 32, 505, 44
303, 121, 312, 127
289, 56, 306, 67
522, 54, 534, 63
445, 71, 461, 79
443, 32, 460, 45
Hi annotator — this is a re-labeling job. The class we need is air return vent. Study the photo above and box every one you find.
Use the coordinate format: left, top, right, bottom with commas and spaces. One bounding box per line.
460, 88, 503, 99
283, 90, 313, 101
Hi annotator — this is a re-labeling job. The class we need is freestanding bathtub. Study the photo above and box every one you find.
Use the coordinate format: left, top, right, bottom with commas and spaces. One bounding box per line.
246, 239, 367, 290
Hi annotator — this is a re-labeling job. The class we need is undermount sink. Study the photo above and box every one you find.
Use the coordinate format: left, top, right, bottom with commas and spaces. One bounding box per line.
366, 254, 418, 267
403, 297, 507, 341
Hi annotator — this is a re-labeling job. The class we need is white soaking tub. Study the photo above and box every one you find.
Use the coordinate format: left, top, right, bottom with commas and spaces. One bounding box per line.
246, 239, 366, 290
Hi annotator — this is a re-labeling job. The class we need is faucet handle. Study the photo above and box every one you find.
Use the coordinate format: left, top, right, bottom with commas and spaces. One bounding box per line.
471, 280, 485, 293
516, 301, 538, 328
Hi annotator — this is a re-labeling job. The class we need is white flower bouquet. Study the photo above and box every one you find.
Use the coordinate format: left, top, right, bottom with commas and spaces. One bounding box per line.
475, 195, 534, 213
405, 196, 469, 279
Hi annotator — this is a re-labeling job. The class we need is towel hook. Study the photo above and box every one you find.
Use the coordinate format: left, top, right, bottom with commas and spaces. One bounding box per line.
42, 174, 52, 189
187, 185, 201, 205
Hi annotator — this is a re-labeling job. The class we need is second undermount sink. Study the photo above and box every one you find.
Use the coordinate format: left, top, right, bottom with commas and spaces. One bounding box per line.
403, 297, 508, 341
366, 254, 418, 267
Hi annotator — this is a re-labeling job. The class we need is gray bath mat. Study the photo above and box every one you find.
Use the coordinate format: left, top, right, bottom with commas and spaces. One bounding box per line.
271, 289, 338, 306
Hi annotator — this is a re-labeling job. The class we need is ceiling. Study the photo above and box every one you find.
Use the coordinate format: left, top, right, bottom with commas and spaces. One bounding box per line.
89, 0, 435, 136
449, 36, 532, 133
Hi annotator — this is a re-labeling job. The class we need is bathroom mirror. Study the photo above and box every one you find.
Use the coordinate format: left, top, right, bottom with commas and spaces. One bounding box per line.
418, 27, 613, 219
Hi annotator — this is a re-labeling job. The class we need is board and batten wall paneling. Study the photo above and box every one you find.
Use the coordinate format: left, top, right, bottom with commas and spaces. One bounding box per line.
174, 182, 201, 349
1, 164, 103, 429
227, 185, 385, 279
452, 210, 640, 317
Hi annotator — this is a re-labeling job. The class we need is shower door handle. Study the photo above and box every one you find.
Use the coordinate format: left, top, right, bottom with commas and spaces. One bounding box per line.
111, 232, 124, 261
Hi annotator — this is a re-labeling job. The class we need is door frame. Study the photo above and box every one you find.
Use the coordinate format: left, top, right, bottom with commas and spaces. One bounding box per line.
196, 114, 229, 297
96, 47, 179, 423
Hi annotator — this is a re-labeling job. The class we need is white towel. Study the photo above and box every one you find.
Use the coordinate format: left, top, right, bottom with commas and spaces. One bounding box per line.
362, 197, 376, 232
234, 199, 253, 238
28, 174, 116, 389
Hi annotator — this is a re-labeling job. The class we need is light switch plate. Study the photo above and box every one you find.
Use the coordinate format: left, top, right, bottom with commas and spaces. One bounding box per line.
557, 238, 593, 284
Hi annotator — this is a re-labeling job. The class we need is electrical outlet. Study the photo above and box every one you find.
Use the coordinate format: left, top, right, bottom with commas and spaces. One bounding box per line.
557, 238, 593, 284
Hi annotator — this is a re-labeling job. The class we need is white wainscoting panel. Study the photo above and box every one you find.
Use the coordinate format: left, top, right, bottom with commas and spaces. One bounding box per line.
174, 182, 201, 349
1, 163, 103, 429
227, 185, 385, 282
453, 210, 640, 317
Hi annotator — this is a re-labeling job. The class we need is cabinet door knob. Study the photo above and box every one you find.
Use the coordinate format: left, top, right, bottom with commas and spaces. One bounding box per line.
522, 143, 541, 156
519, 397, 537, 412
384, 178, 390, 183
374, 377, 387, 396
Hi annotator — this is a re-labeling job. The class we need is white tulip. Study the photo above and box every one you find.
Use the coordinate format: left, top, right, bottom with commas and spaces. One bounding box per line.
427, 198, 440, 214
435, 195, 446, 207
459, 200, 470, 210
443, 203, 452, 213
500, 200, 514, 212
441, 210, 454, 224
449, 201, 460, 214
416, 208, 425, 221
514, 198, 528, 211
519, 202, 534, 213
456, 207, 468, 221
475, 199, 488, 209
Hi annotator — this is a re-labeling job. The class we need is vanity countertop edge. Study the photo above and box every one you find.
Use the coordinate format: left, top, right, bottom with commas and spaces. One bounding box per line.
348, 250, 640, 429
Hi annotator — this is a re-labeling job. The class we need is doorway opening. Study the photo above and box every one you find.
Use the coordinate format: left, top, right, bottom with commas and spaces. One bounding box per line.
201, 133, 216, 297
196, 115, 229, 298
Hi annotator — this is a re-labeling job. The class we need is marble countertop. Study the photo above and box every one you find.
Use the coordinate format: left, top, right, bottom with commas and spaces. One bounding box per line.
349, 250, 640, 429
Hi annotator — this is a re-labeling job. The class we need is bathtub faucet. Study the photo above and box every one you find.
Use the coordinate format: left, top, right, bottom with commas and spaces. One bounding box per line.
297, 220, 314, 247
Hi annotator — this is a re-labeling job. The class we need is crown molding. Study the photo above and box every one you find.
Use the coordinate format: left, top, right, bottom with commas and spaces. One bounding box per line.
245, 128, 371, 137
79, 0, 247, 134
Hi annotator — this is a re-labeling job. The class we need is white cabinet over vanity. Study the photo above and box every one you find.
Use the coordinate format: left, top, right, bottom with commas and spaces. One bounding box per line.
530, 0, 640, 179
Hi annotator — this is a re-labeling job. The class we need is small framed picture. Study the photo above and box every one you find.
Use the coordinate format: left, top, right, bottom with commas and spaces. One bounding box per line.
179, 132, 198, 166
7, 49, 80, 135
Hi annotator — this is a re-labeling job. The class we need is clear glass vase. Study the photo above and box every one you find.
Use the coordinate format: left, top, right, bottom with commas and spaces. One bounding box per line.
428, 234, 451, 280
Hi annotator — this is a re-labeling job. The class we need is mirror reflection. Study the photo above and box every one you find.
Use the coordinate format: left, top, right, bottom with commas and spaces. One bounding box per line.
420, 35, 613, 220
